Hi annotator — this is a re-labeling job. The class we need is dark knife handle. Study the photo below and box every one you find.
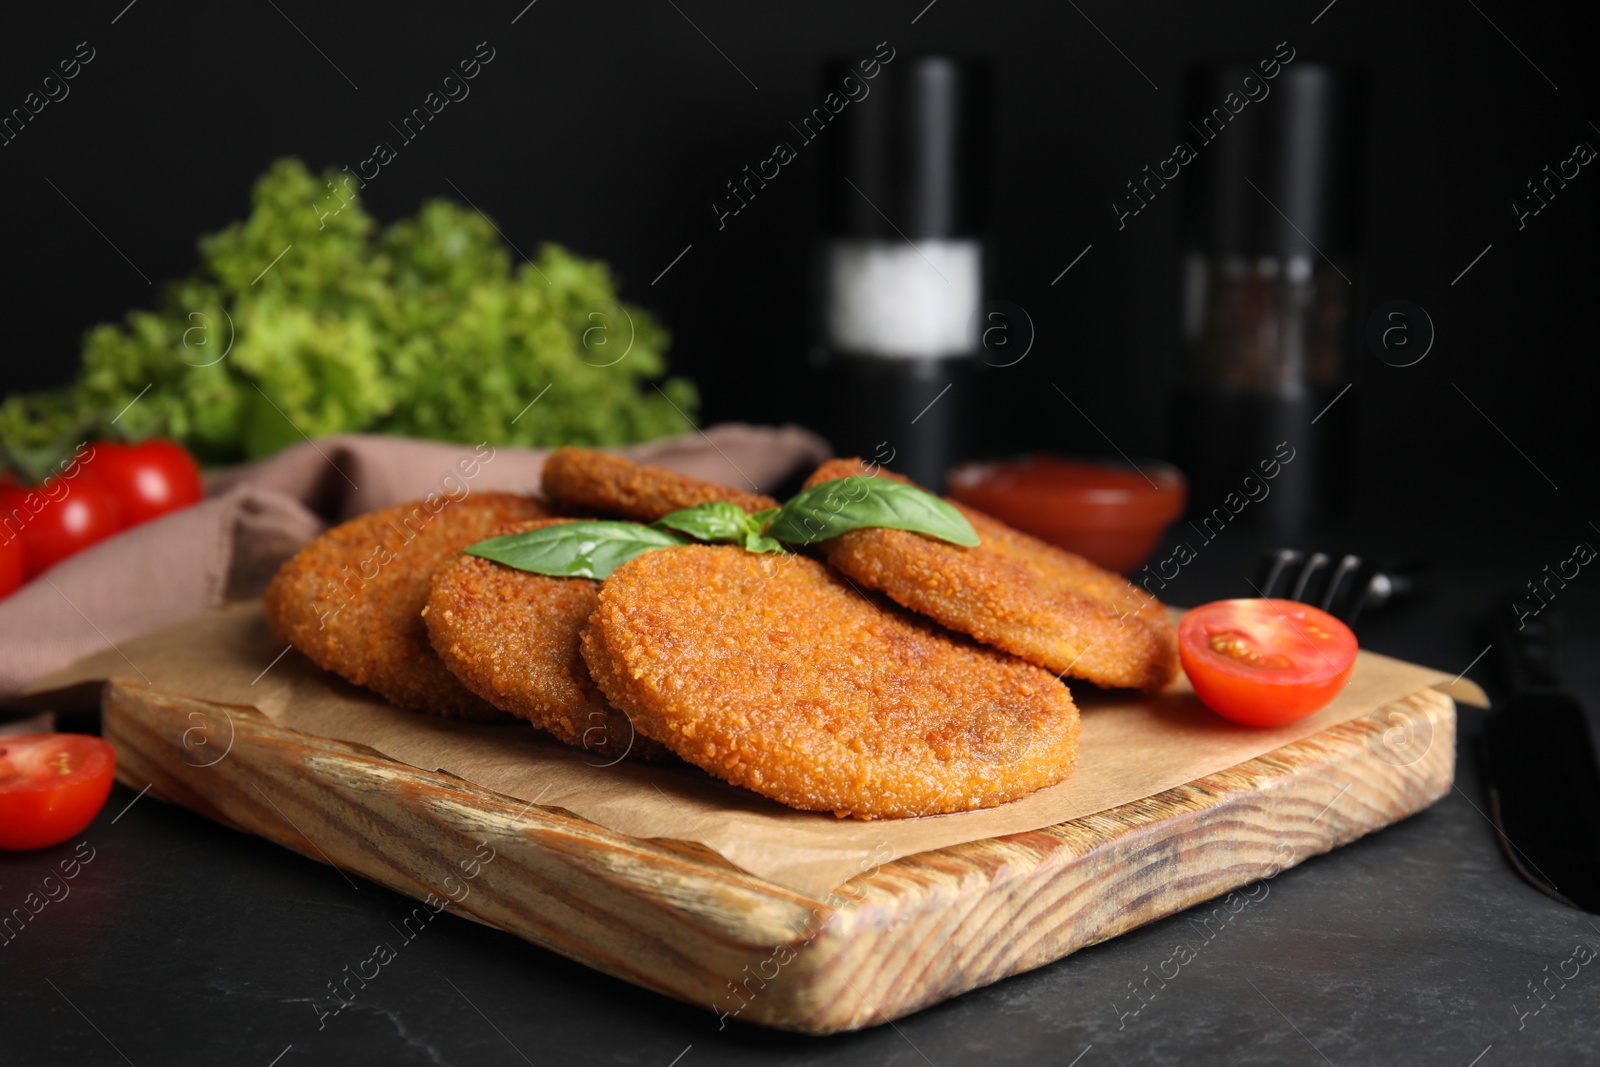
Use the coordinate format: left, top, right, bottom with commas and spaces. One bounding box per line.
1489, 598, 1563, 694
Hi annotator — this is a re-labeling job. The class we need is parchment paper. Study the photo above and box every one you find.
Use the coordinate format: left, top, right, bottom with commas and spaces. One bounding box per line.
25, 603, 1479, 898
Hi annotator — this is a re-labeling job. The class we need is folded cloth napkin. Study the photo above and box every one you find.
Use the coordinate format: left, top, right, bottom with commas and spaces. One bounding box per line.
0, 424, 829, 699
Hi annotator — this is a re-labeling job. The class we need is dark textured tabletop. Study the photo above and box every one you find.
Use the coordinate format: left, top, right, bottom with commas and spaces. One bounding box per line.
4, 514, 1598, 1067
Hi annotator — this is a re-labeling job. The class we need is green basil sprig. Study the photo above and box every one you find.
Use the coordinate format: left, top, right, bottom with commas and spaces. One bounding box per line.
466, 476, 978, 579
762, 476, 979, 547
652, 501, 785, 553
466, 521, 687, 579
741, 508, 784, 553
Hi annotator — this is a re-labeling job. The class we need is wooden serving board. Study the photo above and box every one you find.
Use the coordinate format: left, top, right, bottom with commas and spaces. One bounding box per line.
101, 679, 1455, 1035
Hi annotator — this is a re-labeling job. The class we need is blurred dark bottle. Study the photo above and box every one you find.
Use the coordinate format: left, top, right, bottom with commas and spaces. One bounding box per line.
1174, 62, 1367, 537
814, 55, 992, 489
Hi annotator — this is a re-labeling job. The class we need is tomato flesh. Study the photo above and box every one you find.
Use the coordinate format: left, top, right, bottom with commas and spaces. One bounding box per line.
1178, 599, 1358, 727
0, 734, 117, 850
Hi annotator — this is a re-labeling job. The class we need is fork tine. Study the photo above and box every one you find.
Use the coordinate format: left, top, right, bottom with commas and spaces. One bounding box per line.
1290, 552, 1331, 603
1260, 548, 1303, 600
1252, 551, 1412, 628
1320, 554, 1363, 617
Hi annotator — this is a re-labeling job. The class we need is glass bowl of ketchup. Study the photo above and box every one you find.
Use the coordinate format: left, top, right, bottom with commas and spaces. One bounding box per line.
947, 455, 1187, 574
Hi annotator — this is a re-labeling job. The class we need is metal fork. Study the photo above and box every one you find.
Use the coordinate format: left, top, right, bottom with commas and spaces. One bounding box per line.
1254, 549, 1416, 627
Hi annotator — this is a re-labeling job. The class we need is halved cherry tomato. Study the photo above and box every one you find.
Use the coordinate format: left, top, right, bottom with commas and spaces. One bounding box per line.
0, 733, 116, 850
0, 477, 123, 576
1178, 599, 1358, 727
80, 438, 203, 528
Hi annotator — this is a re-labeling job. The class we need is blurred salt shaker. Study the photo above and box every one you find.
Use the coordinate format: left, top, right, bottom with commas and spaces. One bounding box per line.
814, 54, 991, 489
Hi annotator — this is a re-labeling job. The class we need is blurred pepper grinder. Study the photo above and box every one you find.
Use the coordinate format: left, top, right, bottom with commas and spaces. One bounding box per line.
1174, 62, 1367, 537
813, 55, 992, 489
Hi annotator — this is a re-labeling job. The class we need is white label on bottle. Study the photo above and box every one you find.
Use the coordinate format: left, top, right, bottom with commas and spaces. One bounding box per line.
825, 239, 981, 358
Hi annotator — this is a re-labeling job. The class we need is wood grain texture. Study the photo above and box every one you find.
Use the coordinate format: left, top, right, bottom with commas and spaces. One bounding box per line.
100, 680, 1455, 1034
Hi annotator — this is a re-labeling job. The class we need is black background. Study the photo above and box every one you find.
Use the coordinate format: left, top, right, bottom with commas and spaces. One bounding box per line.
6, 6, 1600, 1064
2, 0, 1594, 522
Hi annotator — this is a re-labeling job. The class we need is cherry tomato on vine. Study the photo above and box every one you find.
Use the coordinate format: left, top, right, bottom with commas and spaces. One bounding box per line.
0, 733, 117, 850
1178, 599, 1358, 727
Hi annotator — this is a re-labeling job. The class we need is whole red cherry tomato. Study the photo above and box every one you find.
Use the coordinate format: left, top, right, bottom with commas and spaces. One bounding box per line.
0, 733, 117, 850
0, 476, 124, 576
80, 438, 203, 528
0, 531, 25, 599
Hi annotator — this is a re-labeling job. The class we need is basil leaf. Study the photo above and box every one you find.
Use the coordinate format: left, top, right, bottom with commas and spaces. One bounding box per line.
741, 506, 785, 553
466, 521, 687, 579
764, 476, 980, 547
742, 529, 785, 553
650, 501, 786, 554
653, 501, 751, 543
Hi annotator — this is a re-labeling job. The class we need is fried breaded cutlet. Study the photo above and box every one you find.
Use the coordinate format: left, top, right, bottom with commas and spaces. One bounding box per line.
426, 519, 670, 762
801, 459, 1178, 691
541, 447, 776, 521
582, 545, 1082, 818
264, 492, 547, 718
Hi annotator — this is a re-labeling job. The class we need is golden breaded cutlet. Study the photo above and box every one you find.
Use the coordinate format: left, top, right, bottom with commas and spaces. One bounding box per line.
264, 492, 547, 718
582, 544, 1082, 818
801, 459, 1178, 691
541, 446, 776, 521
426, 519, 670, 761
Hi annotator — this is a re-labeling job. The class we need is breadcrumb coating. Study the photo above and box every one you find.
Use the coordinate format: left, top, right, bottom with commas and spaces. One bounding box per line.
541, 447, 776, 521
426, 519, 670, 761
264, 492, 546, 718
802, 459, 1178, 691
582, 545, 1081, 818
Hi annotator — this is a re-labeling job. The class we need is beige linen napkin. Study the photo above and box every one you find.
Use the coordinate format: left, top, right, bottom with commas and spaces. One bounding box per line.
0, 424, 828, 698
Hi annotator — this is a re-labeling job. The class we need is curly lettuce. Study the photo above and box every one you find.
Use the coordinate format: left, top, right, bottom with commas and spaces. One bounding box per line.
0, 158, 697, 464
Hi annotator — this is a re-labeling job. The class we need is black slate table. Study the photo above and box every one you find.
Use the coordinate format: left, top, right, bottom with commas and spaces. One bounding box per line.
5, 515, 1598, 1067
